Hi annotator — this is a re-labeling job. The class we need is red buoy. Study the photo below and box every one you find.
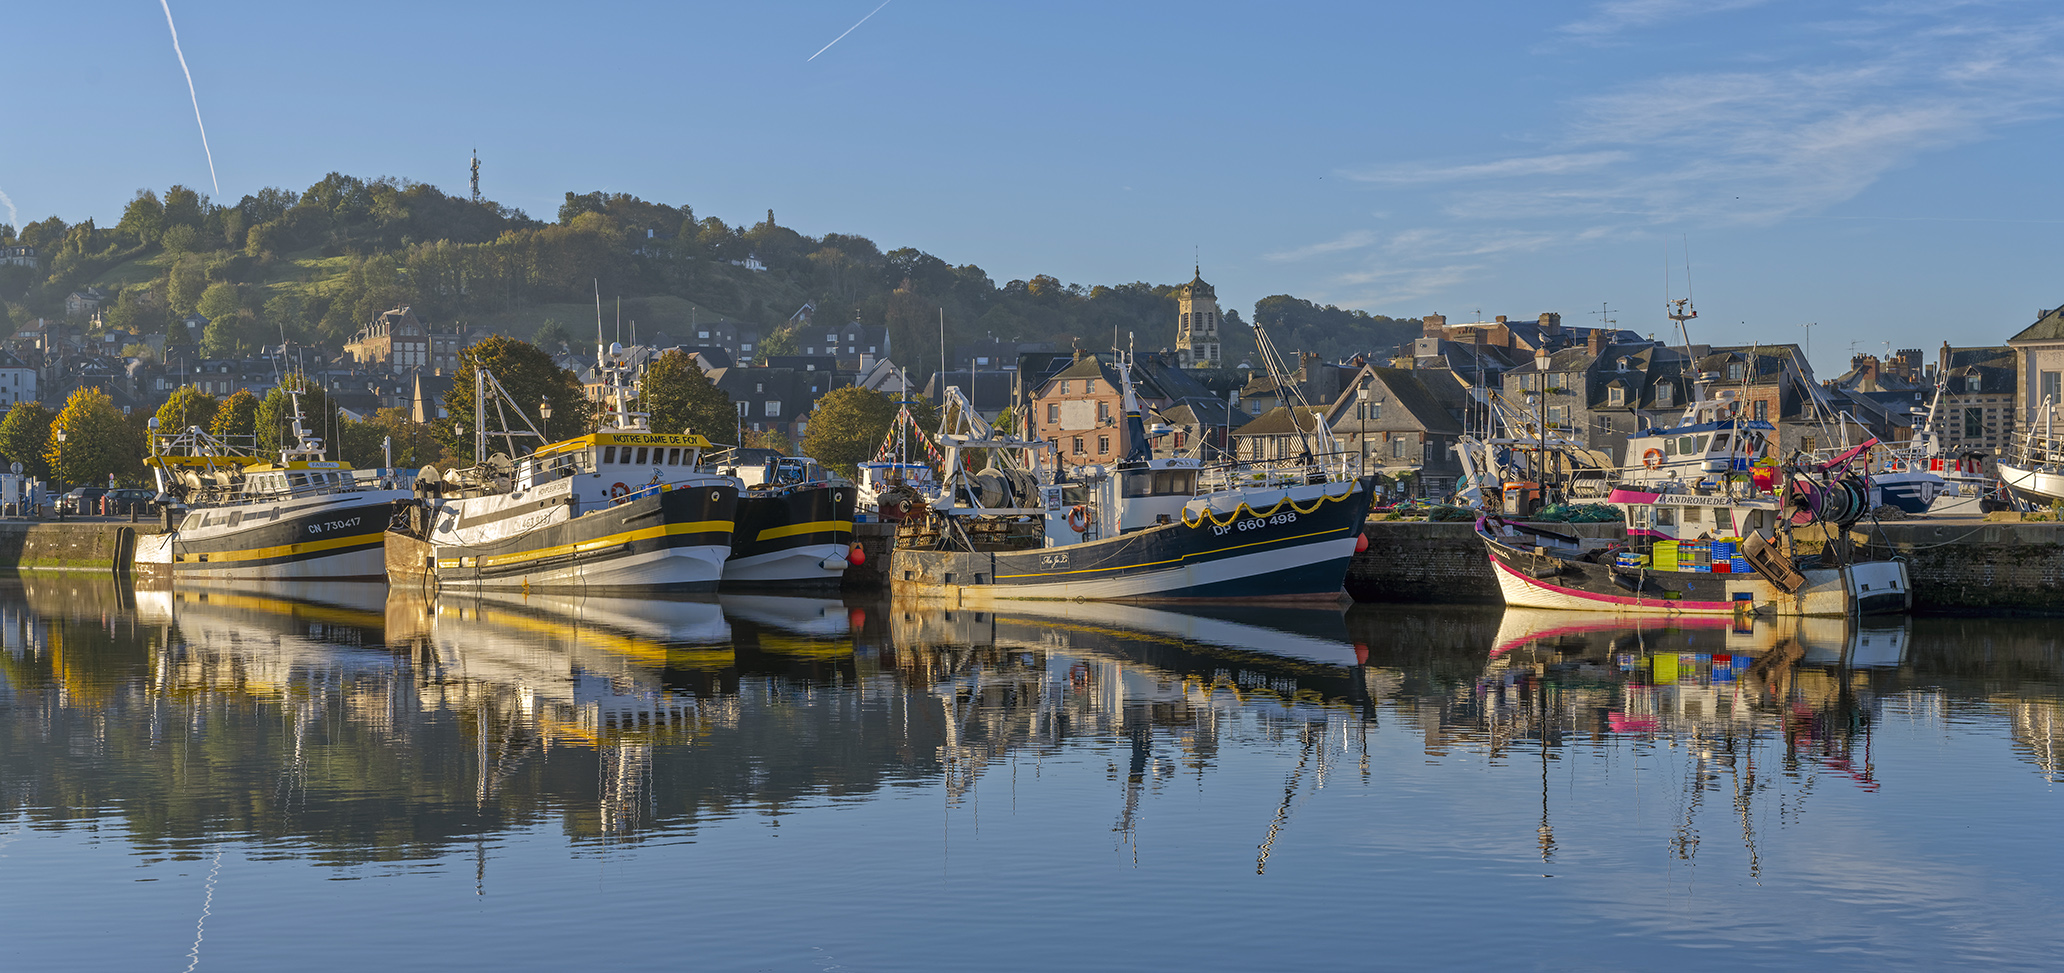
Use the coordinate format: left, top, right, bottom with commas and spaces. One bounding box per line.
847, 544, 866, 566
1354, 531, 1369, 553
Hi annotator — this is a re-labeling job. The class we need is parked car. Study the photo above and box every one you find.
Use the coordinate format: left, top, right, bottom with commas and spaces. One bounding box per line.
101, 489, 157, 516
57, 487, 107, 515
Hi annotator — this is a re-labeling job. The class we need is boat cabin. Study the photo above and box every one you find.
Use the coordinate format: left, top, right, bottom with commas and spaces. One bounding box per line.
516, 432, 713, 492
1049, 457, 1202, 545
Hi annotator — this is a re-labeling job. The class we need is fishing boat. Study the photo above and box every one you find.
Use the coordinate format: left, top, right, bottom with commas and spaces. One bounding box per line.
891, 355, 1370, 606
1476, 321, 1911, 618
1998, 396, 2064, 507
718, 452, 858, 586
386, 346, 740, 592
135, 387, 411, 582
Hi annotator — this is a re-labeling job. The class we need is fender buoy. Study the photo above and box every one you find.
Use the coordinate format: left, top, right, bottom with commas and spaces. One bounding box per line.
610, 482, 629, 499
1643, 448, 1664, 470
1354, 531, 1369, 553
847, 543, 865, 567
1067, 504, 1093, 532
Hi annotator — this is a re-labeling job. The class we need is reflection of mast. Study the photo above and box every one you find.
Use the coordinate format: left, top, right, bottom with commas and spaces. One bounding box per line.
1114, 715, 1150, 862
1255, 724, 1317, 875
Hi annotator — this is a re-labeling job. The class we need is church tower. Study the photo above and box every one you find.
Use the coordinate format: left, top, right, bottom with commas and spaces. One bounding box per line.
1175, 266, 1222, 370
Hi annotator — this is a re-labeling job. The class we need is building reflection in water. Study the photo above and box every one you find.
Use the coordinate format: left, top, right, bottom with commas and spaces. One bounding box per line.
3, 576, 2064, 879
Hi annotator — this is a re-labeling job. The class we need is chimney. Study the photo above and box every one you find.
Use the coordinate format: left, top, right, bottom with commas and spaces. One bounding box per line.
1540, 312, 1562, 336
1422, 312, 1447, 337
1495, 315, 1507, 325
1940, 341, 1953, 374
1588, 328, 1607, 356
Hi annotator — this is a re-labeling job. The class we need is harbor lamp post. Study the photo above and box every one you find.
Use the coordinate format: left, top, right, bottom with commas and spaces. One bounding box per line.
1357, 386, 1370, 482
53, 428, 65, 520
540, 395, 553, 441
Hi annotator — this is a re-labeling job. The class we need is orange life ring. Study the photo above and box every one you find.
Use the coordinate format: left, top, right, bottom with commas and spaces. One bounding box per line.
1067, 504, 1093, 532
1642, 448, 1663, 470
609, 481, 630, 499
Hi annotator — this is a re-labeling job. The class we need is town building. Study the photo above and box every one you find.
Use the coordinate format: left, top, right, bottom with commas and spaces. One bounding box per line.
1326, 365, 1465, 496
64, 288, 109, 320
0, 350, 36, 408
707, 365, 848, 440
342, 307, 462, 373
1020, 349, 1215, 468
0, 245, 37, 269
2008, 305, 2064, 439
1932, 343, 2017, 459
1174, 268, 1223, 370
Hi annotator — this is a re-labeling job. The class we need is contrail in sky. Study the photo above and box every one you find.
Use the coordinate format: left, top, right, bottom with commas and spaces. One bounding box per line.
808, 0, 894, 62
0, 187, 17, 231
159, 0, 219, 195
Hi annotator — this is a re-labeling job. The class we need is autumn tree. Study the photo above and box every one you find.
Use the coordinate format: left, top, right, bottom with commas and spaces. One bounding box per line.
640, 349, 733, 440
46, 388, 140, 488
210, 389, 259, 445
155, 386, 220, 435
0, 401, 53, 479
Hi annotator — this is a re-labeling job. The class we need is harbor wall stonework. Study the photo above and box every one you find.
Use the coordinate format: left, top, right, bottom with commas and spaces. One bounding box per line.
0, 522, 164, 572
1861, 521, 2064, 615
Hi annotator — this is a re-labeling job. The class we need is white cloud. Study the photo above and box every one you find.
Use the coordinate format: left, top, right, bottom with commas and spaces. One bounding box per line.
1332, 1, 2064, 309
1262, 230, 1378, 262
1560, 0, 1773, 39
1343, 152, 1628, 186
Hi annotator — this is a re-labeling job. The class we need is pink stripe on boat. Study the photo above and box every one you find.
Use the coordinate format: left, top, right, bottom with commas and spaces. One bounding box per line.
1608, 488, 1660, 503
1491, 557, 1736, 612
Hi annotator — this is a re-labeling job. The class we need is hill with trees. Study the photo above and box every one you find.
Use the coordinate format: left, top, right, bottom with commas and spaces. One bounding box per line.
0, 175, 1423, 384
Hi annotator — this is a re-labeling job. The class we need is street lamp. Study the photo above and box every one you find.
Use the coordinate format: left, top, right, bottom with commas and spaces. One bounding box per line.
539, 395, 553, 441
1357, 386, 1370, 484
52, 428, 66, 518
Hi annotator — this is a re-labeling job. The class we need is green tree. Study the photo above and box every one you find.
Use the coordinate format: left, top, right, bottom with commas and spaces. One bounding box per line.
801, 387, 935, 476
255, 382, 338, 458
201, 310, 261, 358
210, 388, 258, 445
160, 224, 201, 255
640, 349, 733, 439
46, 388, 140, 488
338, 407, 436, 470
440, 335, 592, 458
167, 257, 207, 315
533, 320, 571, 350
103, 288, 169, 336
155, 386, 220, 436
758, 324, 799, 358
117, 190, 166, 243
0, 401, 53, 479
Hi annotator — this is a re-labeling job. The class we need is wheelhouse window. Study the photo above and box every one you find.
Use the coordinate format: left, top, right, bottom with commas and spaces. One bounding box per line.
603, 446, 617, 464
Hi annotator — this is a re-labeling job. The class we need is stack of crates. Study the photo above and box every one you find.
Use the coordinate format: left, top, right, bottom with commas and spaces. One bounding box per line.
1615, 550, 1651, 569
1653, 540, 1680, 572
1712, 536, 1754, 574
1677, 539, 1713, 572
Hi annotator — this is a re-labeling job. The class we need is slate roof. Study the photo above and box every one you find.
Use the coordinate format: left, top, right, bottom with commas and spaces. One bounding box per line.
2010, 305, 2064, 343
1231, 405, 1327, 437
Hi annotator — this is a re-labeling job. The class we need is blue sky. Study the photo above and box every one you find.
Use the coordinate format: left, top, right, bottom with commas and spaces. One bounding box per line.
6, 1, 2063, 376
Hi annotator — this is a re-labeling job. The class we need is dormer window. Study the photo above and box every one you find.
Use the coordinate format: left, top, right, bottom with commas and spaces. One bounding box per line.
1617, 357, 1630, 371
1656, 384, 1674, 407
1608, 387, 1625, 407
1968, 374, 1982, 393
1728, 363, 1745, 381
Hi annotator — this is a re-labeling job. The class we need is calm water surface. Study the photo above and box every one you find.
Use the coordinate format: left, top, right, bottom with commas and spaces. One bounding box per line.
1, 577, 2062, 971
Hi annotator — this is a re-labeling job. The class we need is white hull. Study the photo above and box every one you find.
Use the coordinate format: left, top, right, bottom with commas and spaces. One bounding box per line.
1490, 554, 1909, 618
720, 543, 849, 585
433, 543, 730, 591
2000, 462, 2064, 504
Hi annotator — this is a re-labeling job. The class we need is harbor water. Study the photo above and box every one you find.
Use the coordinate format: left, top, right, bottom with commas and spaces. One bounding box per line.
3, 578, 2063, 970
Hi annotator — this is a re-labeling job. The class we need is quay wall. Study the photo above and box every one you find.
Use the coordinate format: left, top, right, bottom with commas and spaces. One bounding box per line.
0, 521, 165, 573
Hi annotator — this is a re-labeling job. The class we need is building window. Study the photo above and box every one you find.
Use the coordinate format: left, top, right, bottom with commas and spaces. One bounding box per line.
1047, 404, 1060, 424
1968, 374, 1982, 393
1656, 385, 1673, 407
1965, 408, 1985, 438
1072, 437, 1085, 455
1060, 380, 1070, 394
1753, 399, 1768, 421
1097, 435, 1110, 454
1728, 362, 1744, 381
1097, 401, 1109, 422
1391, 437, 1406, 459
1608, 387, 1624, 407
2043, 371, 2061, 407
764, 400, 780, 417
1085, 379, 1097, 395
